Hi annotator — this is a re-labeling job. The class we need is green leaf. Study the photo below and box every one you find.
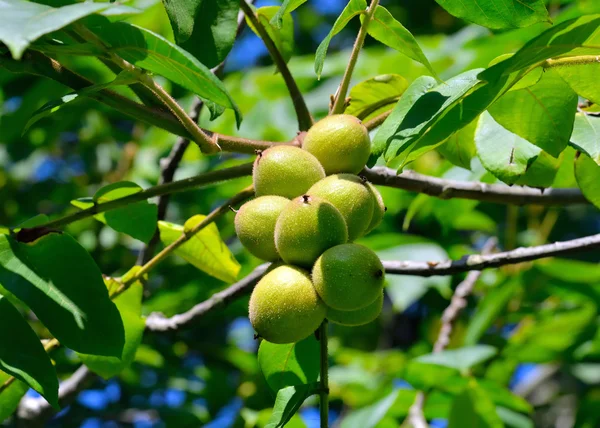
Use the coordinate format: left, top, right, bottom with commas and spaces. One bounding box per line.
475, 111, 543, 186
17, 214, 50, 229
78, 268, 145, 379
247, 6, 295, 64
496, 407, 534, 428
85, 17, 242, 125
575, 151, 600, 209
448, 380, 503, 428
435, 0, 549, 30
71, 181, 157, 243
158, 216, 240, 283
464, 280, 521, 346
0, 371, 28, 422
24, 71, 139, 135
0, 295, 58, 408
314, 0, 367, 79
373, 69, 481, 166
480, 15, 600, 84
0, 233, 125, 357
535, 258, 600, 284
570, 113, 600, 164
437, 119, 477, 170
163, 0, 239, 68
366, 6, 437, 79
258, 335, 320, 392
488, 69, 578, 157
416, 345, 497, 373
346, 74, 408, 121
270, 0, 306, 29
0, 0, 115, 59
265, 383, 317, 428
556, 63, 600, 105
340, 390, 399, 428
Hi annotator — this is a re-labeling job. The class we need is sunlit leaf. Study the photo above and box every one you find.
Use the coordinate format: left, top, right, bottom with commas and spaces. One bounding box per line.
448, 379, 503, 428
265, 383, 317, 428
247, 6, 295, 64
416, 345, 497, 373
346, 74, 408, 121
340, 390, 399, 428
0, 370, 28, 422
570, 113, 600, 165
556, 63, 600, 105
575, 151, 600, 210
270, 0, 306, 29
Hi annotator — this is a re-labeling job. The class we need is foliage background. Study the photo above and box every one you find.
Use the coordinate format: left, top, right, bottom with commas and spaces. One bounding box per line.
2, 0, 600, 427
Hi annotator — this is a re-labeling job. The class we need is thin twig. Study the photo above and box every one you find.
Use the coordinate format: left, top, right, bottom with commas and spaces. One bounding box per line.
240, 0, 313, 131
330, 0, 379, 114
364, 109, 391, 131
406, 238, 497, 427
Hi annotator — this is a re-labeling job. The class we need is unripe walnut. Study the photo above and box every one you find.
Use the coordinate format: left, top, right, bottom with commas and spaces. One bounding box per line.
364, 183, 386, 234
249, 265, 326, 344
253, 146, 325, 199
327, 292, 383, 326
302, 114, 371, 174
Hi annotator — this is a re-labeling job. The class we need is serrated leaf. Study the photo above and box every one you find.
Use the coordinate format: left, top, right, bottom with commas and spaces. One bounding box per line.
435, 0, 549, 30
265, 383, 317, 428
480, 15, 600, 84
314, 0, 367, 79
488, 69, 577, 157
71, 181, 157, 243
0, 0, 115, 59
158, 216, 240, 283
0, 233, 125, 357
556, 63, 600, 105
0, 370, 28, 422
570, 113, 600, 165
0, 295, 58, 408
366, 6, 437, 79
416, 345, 497, 373
270, 0, 306, 29
448, 379, 503, 428
247, 6, 294, 64
164, 0, 239, 68
575, 151, 600, 209
258, 336, 320, 392
78, 268, 145, 379
340, 390, 399, 428
346, 74, 408, 121
85, 17, 241, 125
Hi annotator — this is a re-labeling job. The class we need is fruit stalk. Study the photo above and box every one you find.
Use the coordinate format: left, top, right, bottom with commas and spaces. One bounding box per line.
319, 321, 329, 428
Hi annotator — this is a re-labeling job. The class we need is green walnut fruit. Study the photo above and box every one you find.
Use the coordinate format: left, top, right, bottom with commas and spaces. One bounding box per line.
308, 174, 374, 241
249, 265, 326, 344
234, 196, 289, 261
312, 243, 385, 311
327, 292, 384, 326
253, 146, 325, 199
302, 114, 371, 174
364, 183, 386, 234
275, 195, 347, 267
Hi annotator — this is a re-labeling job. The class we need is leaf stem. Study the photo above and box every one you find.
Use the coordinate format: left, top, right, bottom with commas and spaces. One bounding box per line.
330, 0, 379, 115
319, 321, 329, 428
543, 55, 600, 69
240, 0, 313, 131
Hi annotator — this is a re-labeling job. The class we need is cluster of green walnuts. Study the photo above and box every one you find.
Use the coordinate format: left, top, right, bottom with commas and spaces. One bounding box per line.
235, 115, 387, 344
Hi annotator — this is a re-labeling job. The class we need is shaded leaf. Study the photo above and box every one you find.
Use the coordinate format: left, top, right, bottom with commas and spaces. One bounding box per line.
158, 216, 240, 283
341, 390, 399, 428
265, 383, 317, 428
570, 113, 600, 164
437, 119, 477, 170
346, 74, 408, 121
78, 268, 145, 379
71, 181, 157, 243
315, 0, 367, 79
0, 295, 58, 408
0, 0, 114, 59
435, 0, 549, 30
0, 371, 28, 422
366, 6, 437, 78
488, 69, 578, 157
448, 379, 503, 428
164, 0, 239, 68
575, 152, 600, 210
258, 336, 320, 392
0, 233, 124, 357
416, 345, 497, 373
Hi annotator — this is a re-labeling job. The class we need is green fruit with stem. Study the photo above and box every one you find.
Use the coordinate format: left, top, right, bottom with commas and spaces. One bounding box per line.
253, 145, 325, 199
302, 114, 371, 174
249, 265, 326, 344
275, 195, 348, 267
234, 196, 289, 261
327, 292, 384, 326
364, 183, 386, 234
308, 174, 374, 241
312, 243, 385, 311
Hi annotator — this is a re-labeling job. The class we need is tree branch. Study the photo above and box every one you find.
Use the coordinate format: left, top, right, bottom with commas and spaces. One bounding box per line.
363, 166, 587, 206
330, 0, 379, 114
240, 0, 313, 131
